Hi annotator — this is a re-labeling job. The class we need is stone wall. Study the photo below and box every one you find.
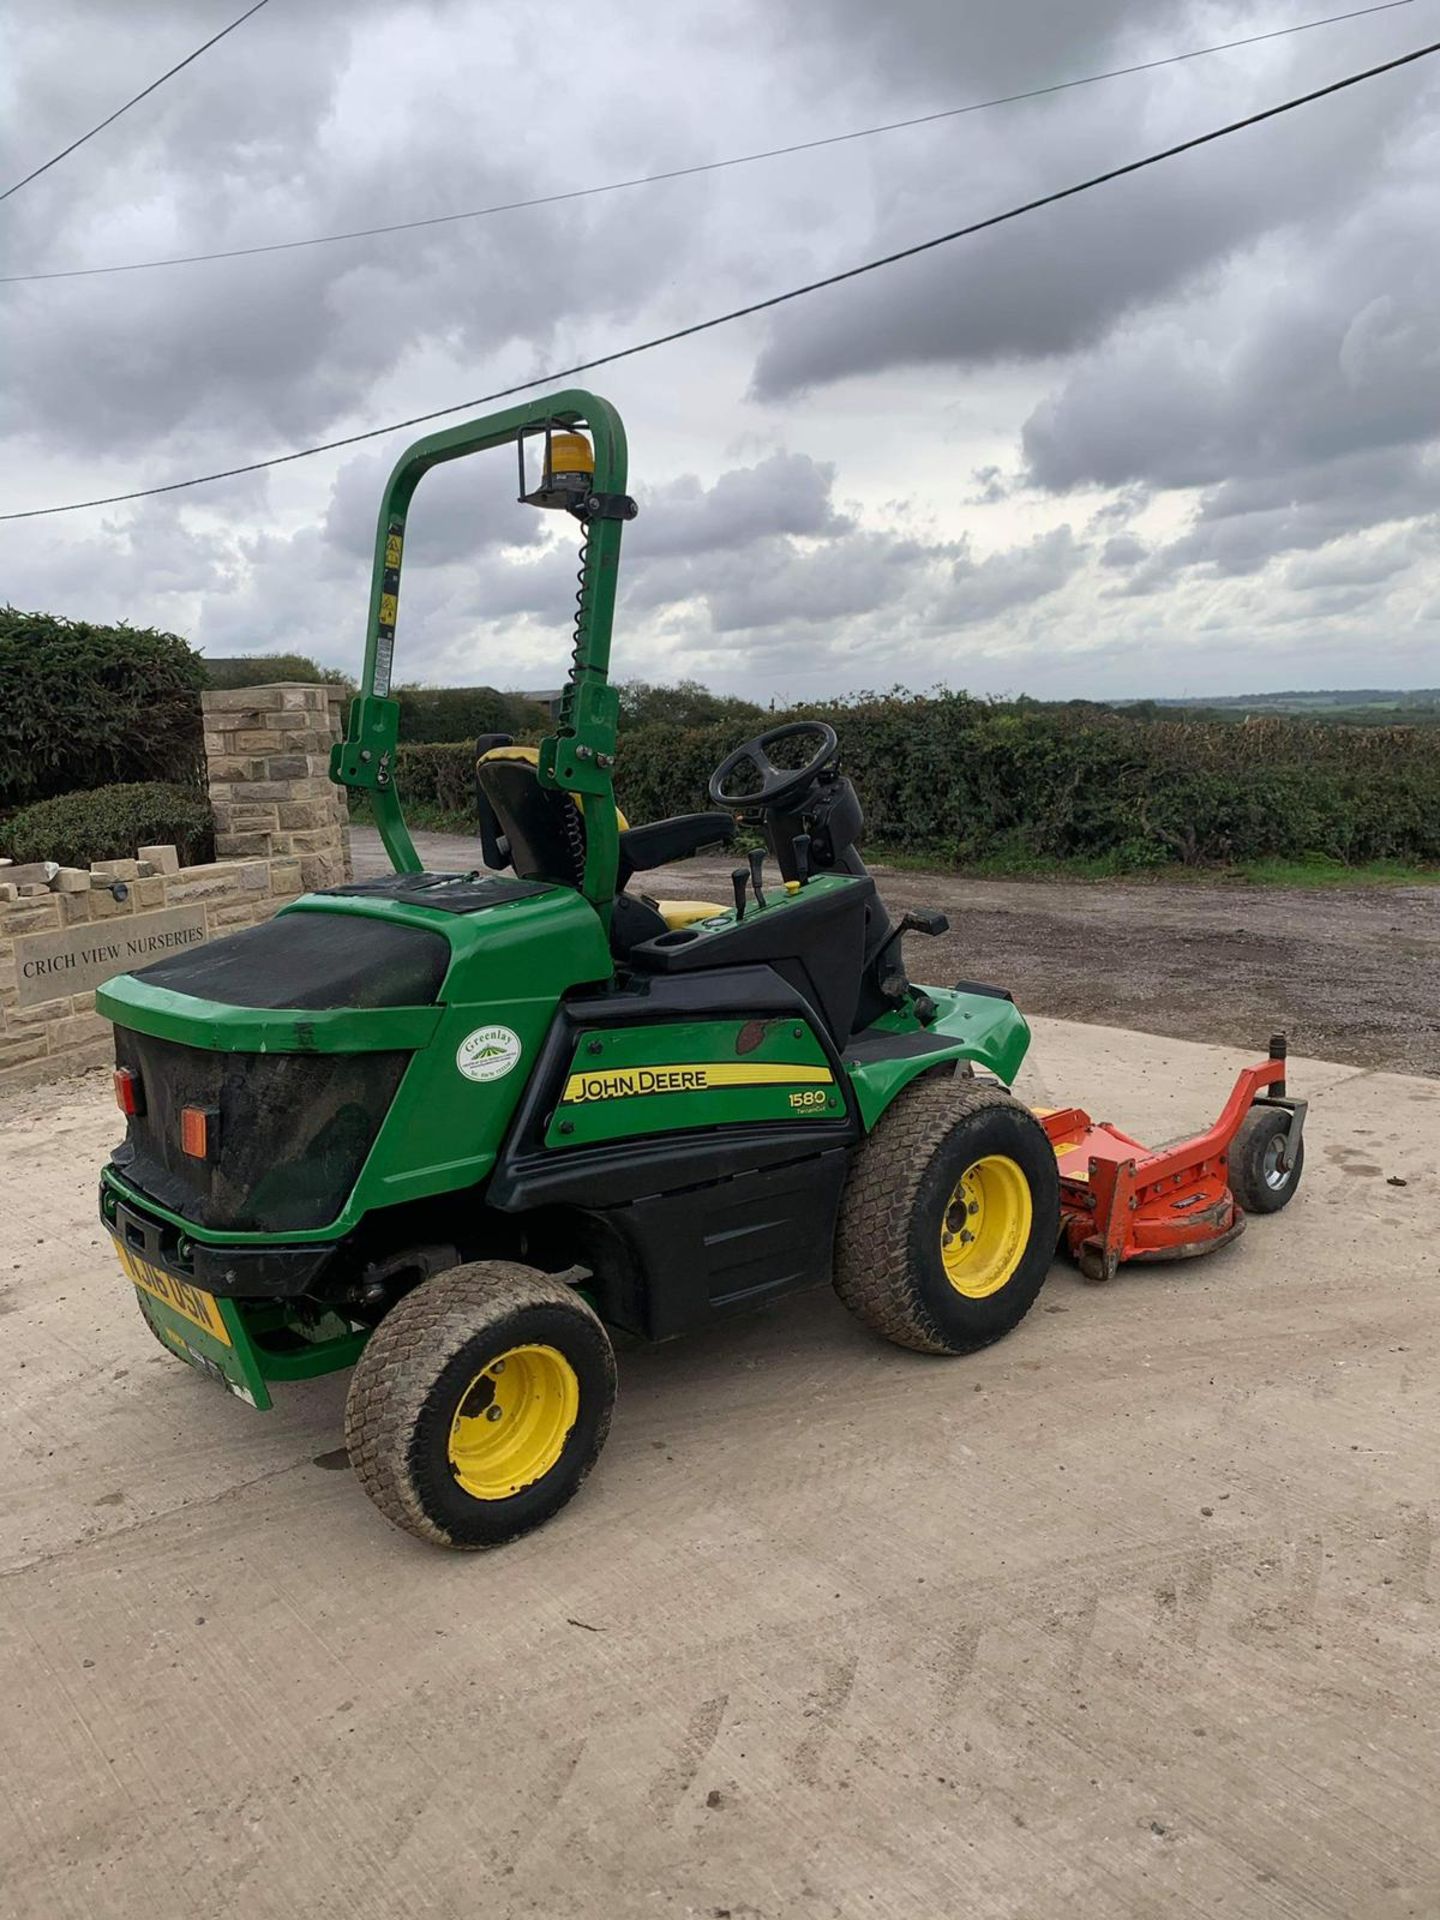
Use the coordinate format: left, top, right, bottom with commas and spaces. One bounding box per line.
203, 683, 351, 890
0, 682, 352, 1092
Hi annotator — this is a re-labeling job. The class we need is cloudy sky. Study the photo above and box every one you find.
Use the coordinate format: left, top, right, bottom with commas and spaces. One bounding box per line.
2, 0, 1437, 701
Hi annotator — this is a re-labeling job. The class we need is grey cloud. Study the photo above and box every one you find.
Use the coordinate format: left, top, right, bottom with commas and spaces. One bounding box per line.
752, 17, 1431, 399
1100, 531, 1149, 568
1023, 164, 1440, 494
968, 465, 1009, 504
698, 529, 938, 634
1118, 446, 1440, 588
772, 0, 1154, 102
630, 452, 852, 558
0, 2, 708, 456
323, 448, 548, 564
1019, 147, 1440, 595
933, 525, 1082, 624
4, 1, 1437, 700
1284, 530, 1425, 590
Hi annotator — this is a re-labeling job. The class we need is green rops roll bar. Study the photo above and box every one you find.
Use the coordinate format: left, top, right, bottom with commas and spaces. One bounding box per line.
329, 390, 632, 923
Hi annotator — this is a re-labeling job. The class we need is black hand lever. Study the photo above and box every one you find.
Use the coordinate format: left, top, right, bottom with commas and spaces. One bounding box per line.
748, 847, 767, 910
897, 908, 949, 937
730, 866, 749, 922
791, 833, 812, 886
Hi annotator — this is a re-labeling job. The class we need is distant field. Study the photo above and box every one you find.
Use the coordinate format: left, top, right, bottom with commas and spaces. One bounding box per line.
1144, 687, 1440, 725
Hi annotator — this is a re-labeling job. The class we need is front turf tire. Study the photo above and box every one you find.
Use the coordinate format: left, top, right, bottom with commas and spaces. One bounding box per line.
345, 1261, 616, 1550
834, 1076, 1061, 1356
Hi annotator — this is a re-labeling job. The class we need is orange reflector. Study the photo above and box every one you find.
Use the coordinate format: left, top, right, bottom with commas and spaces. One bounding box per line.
114, 1066, 142, 1117
180, 1107, 210, 1159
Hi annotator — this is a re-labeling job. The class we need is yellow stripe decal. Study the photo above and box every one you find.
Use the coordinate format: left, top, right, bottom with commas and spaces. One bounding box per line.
562, 1062, 834, 1104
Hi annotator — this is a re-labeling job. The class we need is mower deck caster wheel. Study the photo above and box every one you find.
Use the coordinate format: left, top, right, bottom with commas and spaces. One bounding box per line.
1228, 1106, 1305, 1215
1077, 1245, 1115, 1285
345, 1261, 616, 1550
833, 1076, 1061, 1355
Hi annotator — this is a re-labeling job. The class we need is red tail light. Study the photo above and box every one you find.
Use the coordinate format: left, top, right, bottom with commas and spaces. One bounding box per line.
114, 1066, 143, 1117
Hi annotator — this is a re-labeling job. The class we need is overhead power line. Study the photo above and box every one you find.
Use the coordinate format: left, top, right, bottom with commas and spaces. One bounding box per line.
1, 0, 1417, 284
0, 0, 273, 206
4, 34, 1436, 525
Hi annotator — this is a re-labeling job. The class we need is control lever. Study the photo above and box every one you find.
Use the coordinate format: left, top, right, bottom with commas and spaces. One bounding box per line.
791, 832, 812, 886
730, 866, 750, 922
897, 908, 948, 937
748, 847, 768, 910
878, 908, 950, 1012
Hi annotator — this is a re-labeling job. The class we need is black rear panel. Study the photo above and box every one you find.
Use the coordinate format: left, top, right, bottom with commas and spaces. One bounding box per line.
111, 1029, 407, 1231
131, 911, 450, 1011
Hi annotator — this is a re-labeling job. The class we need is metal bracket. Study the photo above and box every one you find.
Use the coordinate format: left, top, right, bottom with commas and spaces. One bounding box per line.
1252, 1094, 1308, 1161
579, 491, 638, 522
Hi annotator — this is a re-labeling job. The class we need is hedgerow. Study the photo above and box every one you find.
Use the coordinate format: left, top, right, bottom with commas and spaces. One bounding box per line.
0, 609, 207, 808
2, 782, 215, 869
392, 685, 551, 744
352, 694, 1440, 869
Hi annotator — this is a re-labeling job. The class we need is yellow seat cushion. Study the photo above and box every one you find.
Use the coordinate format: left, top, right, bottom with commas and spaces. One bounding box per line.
655, 898, 727, 930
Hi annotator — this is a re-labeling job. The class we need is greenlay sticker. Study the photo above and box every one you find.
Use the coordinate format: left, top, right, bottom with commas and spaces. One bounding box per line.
456, 1024, 523, 1083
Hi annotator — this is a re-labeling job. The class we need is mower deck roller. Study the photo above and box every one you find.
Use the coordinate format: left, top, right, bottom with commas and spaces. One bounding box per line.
93, 392, 1307, 1549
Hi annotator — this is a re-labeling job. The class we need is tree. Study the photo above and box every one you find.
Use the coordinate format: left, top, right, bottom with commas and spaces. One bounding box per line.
616, 678, 766, 732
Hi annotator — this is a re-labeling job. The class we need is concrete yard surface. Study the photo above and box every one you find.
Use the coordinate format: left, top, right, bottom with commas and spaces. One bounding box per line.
1, 1019, 1437, 1919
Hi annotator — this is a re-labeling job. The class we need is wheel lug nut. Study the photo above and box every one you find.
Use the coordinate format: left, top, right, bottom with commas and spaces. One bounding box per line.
486, 1406, 503, 1422
967, 1202, 979, 1216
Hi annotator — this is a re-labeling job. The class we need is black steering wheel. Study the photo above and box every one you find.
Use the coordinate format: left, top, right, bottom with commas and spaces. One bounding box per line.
708, 720, 840, 813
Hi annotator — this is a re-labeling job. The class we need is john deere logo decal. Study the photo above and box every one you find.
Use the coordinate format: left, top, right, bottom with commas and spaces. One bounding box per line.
456, 1025, 523, 1083
561, 1062, 833, 1104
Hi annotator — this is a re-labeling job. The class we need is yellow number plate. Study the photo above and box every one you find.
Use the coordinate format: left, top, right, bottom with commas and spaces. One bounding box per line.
114, 1240, 232, 1347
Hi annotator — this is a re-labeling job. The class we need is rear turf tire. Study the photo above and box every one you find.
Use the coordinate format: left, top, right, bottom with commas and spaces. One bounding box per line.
834, 1076, 1061, 1355
345, 1261, 616, 1550
1228, 1106, 1305, 1214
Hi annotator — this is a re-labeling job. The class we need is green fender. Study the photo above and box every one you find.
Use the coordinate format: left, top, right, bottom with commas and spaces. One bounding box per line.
844, 986, 1031, 1132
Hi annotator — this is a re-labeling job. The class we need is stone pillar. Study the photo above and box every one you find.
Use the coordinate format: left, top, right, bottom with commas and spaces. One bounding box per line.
202, 683, 352, 891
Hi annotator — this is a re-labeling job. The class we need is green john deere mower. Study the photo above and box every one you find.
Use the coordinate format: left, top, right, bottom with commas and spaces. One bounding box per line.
94, 388, 1070, 1548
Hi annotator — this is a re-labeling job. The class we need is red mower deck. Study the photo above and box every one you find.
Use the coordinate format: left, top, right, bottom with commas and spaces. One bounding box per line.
1038, 1037, 1306, 1282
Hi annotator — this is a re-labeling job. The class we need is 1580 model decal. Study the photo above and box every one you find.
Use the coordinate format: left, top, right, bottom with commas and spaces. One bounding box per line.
562, 1062, 833, 1104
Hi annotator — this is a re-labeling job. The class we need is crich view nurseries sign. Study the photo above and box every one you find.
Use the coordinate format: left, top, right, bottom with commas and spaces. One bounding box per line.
14, 906, 209, 1009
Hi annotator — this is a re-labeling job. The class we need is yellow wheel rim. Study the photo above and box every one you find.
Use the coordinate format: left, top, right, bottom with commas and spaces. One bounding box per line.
940, 1154, 1033, 1299
446, 1344, 580, 1501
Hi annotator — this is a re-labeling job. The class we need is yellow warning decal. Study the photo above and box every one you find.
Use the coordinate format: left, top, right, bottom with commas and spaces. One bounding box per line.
562, 1062, 833, 1104
385, 532, 403, 567
378, 591, 399, 627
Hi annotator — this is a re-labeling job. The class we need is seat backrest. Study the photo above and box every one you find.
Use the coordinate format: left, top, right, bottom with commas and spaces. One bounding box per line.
476, 747, 587, 888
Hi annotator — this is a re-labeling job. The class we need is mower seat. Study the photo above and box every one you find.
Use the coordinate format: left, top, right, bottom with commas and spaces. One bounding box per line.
474, 746, 731, 933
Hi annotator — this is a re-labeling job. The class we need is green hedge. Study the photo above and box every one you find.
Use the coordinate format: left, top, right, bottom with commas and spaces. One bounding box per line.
0, 609, 207, 808
205, 652, 353, 690
2, 782, 215, 870
354, 696, 1440, 869
387, 743, 481, 819
613, 697, 1440, 867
